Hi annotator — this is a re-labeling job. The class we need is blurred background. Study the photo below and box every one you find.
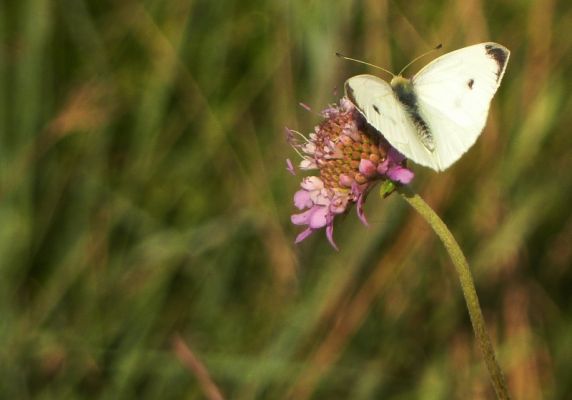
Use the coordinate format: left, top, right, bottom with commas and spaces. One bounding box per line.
1, 0, 571, 398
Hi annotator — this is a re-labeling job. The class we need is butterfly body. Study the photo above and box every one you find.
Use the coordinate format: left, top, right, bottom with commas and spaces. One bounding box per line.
390, 76, 435, 151
345, 42, 510, 171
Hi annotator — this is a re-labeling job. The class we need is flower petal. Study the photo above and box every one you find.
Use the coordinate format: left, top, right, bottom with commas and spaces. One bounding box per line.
340, 97, 354, 112
309, 206, 329, 229
302, 142, 316, 155
291, 208, 315, 225
339, 174, 354, 188
310, 188, 331, 206
359, 158, 377, 178
377, 158, 389, 175
293, 189, 313, 210
301, 176, 324, 191
326, 223, 339, 251
356, 192, 369, 226
295, 227, 315, 243
300, 159, 318, 170
330, 192, 349, 214
286, 158, 296, 175
387, 166, 414, 184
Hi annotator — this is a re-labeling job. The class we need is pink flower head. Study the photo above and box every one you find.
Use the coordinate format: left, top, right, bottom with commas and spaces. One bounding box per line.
287, 97, 414, 250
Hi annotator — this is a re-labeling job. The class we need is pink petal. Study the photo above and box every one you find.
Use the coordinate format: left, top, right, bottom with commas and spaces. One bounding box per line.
330, 193, 349, 214
310, 189, 331, 206
351, 181, 365, 198
295, 227, 315, 244
286, 159, 296, 175
356, 192, 369, 226
321, 106, 339, 118
326, 223, 339, 251
339, 174, 354, 188
293, 189, 313, 210
340, 97, 354, 111
359, 159, 377, 178
377, 158, 389, 174
309, 206, 329, 229
387, 166, 414, 184
291, 208, 316, 225
347, 128, 361, 142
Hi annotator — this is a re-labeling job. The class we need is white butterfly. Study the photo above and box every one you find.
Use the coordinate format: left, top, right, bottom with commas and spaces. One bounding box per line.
344, 42, 510, 171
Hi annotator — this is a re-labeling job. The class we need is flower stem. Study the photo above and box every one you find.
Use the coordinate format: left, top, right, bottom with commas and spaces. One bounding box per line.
396, 185, 510, 400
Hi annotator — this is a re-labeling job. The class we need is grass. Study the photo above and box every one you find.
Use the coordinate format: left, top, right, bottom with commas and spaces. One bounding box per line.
1, 0, 571, 398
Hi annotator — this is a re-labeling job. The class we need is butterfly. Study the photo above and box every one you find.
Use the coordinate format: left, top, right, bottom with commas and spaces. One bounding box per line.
343, 43, 510, 171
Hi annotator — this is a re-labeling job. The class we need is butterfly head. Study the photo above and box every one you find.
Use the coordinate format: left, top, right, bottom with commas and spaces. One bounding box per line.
390, 76, 414, 98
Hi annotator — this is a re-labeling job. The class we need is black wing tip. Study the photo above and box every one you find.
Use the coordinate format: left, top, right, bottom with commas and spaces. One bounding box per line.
484, 43, 510, 80
485, 44, 509, 64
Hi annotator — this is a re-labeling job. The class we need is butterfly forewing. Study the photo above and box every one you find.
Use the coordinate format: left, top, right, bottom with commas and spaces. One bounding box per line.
412, 42, 510, 170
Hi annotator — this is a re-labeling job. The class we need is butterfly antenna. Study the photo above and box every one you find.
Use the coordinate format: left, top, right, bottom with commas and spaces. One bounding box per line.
397, 43, 443, 76
335, 52, 395, 78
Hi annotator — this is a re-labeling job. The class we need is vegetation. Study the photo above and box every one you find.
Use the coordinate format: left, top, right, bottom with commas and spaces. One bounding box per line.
1, 0, 570, 398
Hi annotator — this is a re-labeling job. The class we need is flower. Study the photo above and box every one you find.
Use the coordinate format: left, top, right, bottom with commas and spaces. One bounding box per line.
287, 98, 414, 250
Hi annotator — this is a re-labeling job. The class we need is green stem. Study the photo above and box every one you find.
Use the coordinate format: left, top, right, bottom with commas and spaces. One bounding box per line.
396, 185, 510, 400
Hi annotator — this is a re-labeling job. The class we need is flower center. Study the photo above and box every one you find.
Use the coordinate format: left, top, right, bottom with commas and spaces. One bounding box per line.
314, 110, 388, 191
